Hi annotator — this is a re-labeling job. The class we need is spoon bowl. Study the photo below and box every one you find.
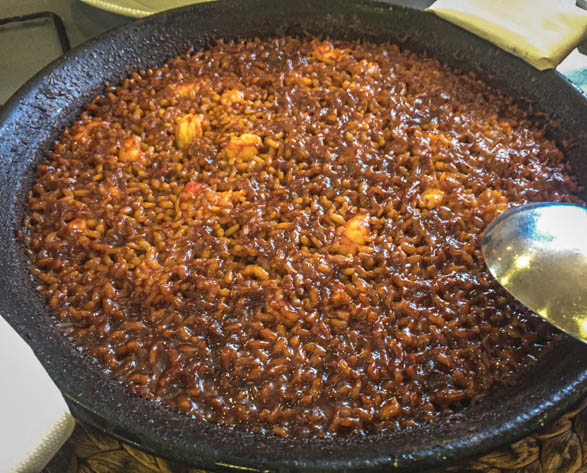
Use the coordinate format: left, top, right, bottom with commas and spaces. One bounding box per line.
481, 202, 587, 342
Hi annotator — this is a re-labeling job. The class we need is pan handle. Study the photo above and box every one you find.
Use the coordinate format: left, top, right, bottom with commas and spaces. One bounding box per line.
0, 316, 74, 473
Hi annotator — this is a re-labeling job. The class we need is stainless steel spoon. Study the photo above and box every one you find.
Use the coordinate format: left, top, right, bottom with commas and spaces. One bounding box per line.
481, 202, 587, 342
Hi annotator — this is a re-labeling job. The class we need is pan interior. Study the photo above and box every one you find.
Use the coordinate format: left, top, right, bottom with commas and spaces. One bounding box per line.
1, 1, 587, 472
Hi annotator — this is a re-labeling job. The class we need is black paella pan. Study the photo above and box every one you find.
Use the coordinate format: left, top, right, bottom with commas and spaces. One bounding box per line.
1, 1, 587, 471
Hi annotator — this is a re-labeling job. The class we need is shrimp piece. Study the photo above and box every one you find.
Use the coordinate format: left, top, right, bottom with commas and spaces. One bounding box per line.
335, 214, 370, 254
215, 190, 246, 206
119, 135, 145, 163
171, 81, 199, 99
178, 182, 244, 220
72, 121, 109, 141
183, 181, 206, 196
419, 188, 446, 210
176, 114, 204, 150
181, 182, 243, 205
220, 89, 244, 106
312, 42, 343, 65
224, 133, 262, 161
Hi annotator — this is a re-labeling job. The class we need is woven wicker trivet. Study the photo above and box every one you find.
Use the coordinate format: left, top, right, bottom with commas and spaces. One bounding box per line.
44, 398, 587, 473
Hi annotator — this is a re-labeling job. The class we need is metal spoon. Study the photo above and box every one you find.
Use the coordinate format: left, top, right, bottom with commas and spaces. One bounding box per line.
481, 202, 587, 342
